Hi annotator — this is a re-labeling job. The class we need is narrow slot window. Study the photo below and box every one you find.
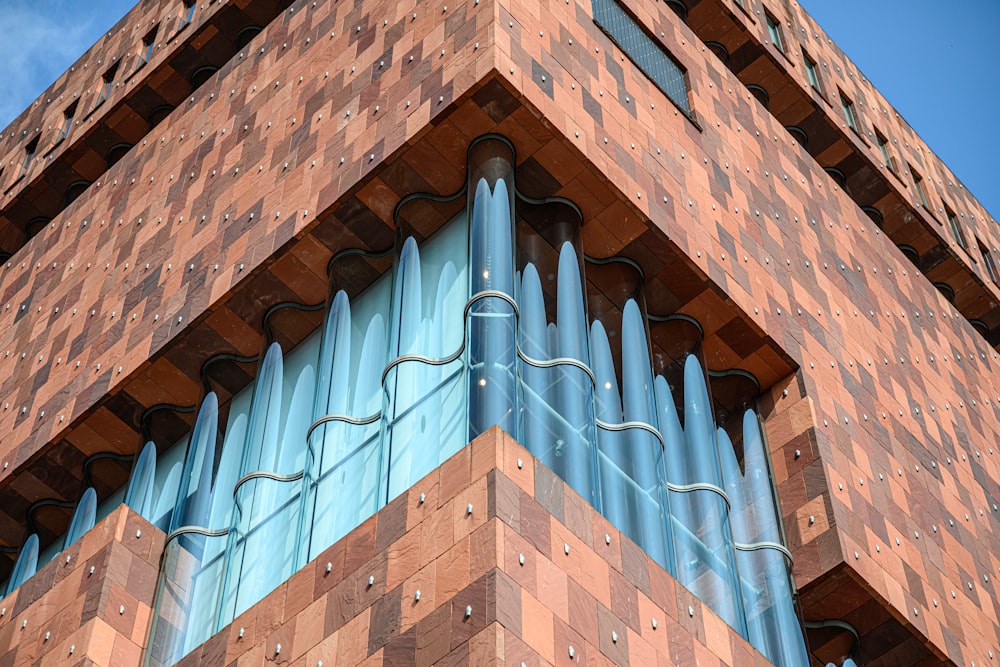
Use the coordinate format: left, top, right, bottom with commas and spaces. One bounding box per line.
765, 12, 784, 52
139, 26, 158, 67
839, 91, 858, 132
910, 165, 930, 209
19, 138, 39, 178
945, 207, 967, 249
803, 50, 822, 93
98, 62, 119, 105
979, 239, 998, 283
875, 129, 895, 173
58, 102, 77, 142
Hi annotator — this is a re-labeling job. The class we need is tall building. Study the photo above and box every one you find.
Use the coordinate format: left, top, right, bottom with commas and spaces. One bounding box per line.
0, 0, 997, 664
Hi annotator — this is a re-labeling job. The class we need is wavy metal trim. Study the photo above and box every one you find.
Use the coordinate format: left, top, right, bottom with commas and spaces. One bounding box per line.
307, 412, 382, 440
164, 525, 231, 546
664, 481, 732, 511
232, 469, 305, 497
733, 540, 793, 564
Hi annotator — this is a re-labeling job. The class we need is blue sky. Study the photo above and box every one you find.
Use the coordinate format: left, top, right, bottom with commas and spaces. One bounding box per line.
1, 0, 997, 217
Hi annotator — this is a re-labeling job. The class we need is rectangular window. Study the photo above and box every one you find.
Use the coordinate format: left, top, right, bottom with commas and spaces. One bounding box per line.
979, 239, 998, 283
765, 12, 784, 52
910, 165, 930, 208
591, 0, 691, 115
19, 138, 39, 178
139, 27, 158, 67
803, 51, 822, 93
945, 206, 967, 248
98, 62, 119, 105
180, 1, 196, 28
839, 91, 858, 131
875, 129, 895, 173
57, 102, 77, 142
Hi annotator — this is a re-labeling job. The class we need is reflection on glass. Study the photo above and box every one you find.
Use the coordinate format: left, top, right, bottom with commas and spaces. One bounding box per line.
125, 441, 157, 520
3, 533, 38, 597
592, 298, 672, 571
468, 138, 516, 437
658, 355, 746, 635
221, 338, 314, 623
63, 487, 97, 550
720, 410, 808, 666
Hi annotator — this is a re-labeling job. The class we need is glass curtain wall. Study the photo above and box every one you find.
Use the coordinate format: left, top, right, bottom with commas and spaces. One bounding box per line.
136, 133, 809, 664
714, 373, 809, 666
648, 317, 746, 635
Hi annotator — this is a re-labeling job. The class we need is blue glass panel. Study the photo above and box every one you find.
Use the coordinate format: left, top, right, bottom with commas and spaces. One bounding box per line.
720, 411, 808, 666
3, 533, 38, 597
468, 173, 517, 437
222, 339, 314, 623
385, 219, 468, 500
658, 355, 746, 635
62, 487, 97, 550
125, 441, 157, 520
301, 280, 390, 562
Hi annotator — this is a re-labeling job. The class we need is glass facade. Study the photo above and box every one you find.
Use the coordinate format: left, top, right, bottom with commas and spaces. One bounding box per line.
0, 135, 805, 666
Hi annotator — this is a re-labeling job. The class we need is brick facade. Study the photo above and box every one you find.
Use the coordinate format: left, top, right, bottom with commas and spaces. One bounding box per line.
0, 0, 997, 664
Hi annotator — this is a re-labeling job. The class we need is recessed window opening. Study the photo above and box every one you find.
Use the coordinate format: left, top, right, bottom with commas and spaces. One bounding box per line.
106, 143, 133, 167
824, 166, 847, 188
934, 282, 955, 303
945, 206, 967, 249
746, 84, 769, 109
58, 103, 77, 142
978, 239, 998, 283
64, 181, 92, 206
139, 27, 158, 66
666, 0, 688, 22
19, 137, 38, 178
785, 125, 808, 147
803, 50, 822, 93
765, 12, 784, 52
99, 62, 119, 104
910, 164, 930, 209
591, 0, 692, 114
190, 66, 219, 88
862, 206, 884, 228
875, 129, 895, 173
235, 25, 263, 50
181, 0, 196, 27
704, 41, 730, 65
839, 91, 858, 132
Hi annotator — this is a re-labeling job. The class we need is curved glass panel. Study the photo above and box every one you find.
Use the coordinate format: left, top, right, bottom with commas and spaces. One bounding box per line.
62, 487, 97, 550
384, 216, 468, 501
3, 533, 38, 597
588, 259, 672, 571
125, 441, 157, 520
151, 461, 183, 532
516, 199, 596, 504
720, 410, 808, 666
299, 252, 392, 563
656, 353, 746, 635
221, 338, 315, 623
467, 138, 517, 437
146, 391, 226, 667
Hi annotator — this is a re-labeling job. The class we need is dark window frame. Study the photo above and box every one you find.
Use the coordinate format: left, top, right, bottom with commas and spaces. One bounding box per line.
839, 90, 859, 132
765, 11, 785, 53
909, 164, 930, 209
874, 128, 896, 173
803, 50, 822, 94
590, 0, 694, 118
945, 206, 968, 249
978, 239, 998, 283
